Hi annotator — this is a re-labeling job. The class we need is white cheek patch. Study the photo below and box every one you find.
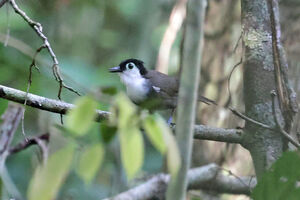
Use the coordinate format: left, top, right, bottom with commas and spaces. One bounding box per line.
152, 86, 161, 93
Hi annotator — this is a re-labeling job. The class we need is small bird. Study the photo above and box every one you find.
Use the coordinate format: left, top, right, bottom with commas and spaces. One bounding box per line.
109, 58, 216, 114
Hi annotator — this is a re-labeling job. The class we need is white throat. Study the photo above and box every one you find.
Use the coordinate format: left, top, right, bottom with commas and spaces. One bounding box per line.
119, 70, 149, 103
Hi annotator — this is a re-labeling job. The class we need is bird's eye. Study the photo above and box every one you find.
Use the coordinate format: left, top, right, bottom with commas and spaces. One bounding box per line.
127, 63, 134, 70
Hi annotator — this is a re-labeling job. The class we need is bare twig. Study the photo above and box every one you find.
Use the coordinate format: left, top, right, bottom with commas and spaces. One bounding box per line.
227, 58, 243, 103
232, 33, 242, 55
9, 0, 80, 99
218, 167, 253, 193
9, 133, 49, 154
104, 163, 256, 200
270, 91, 300, 148
228, 106, 274, 130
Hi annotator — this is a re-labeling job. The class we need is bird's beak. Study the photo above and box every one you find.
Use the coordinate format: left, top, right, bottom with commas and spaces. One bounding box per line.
109, 66, 122, 73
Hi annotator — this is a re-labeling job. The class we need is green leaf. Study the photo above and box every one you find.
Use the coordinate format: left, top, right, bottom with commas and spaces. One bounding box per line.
76, 143, 105, 184
27, 144, 75, 200
252, 151, 300, 200
65, 96, 97, 136
142, 114, 167, 154
114, 93, 137, 129
120, 127, 144, 179
100, 122, 117, 143
114, 93, 143, 179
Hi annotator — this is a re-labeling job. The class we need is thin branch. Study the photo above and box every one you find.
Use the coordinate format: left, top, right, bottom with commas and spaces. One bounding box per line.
227, 58, 243, 104
21, 45, 46, 140
104, 163, 256, 200
228, 106, 274, 130
270, 91, 300, 148
9, 0, 80, 99
9, 133, 49, 155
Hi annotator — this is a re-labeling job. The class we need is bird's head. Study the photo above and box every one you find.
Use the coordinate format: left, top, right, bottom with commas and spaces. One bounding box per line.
109, 58, 147, 79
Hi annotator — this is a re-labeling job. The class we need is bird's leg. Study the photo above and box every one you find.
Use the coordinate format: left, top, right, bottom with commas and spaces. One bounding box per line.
167, 109, 175, 125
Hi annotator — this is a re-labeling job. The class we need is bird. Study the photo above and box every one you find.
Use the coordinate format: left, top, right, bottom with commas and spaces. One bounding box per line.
109, 58, 216, 122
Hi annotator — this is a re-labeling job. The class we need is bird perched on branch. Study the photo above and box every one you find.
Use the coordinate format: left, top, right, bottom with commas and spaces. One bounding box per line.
109, 58, 215, 122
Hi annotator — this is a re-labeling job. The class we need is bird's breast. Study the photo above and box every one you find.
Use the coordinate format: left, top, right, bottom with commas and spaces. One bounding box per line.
121, 76, 150, 103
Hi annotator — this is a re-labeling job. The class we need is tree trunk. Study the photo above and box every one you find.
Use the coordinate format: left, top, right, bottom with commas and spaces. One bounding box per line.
241, 0, 286, 178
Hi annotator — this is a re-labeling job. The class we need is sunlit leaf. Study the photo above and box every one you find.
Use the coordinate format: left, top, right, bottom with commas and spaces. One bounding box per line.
27, 144, 75, 200
142, 114, 167, 154
65, 96, 97, 136
252, 151, 300, 200
114, 93, 143, 178
114, 93, 137, 128
76, 143, 105, 184
120, 127, 144, 179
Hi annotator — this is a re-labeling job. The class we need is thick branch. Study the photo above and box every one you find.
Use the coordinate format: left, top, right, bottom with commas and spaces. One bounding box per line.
0, 84, 243, 144
0, 84, 110, 122
193, 125, 244, 144
105, 163, 256, 200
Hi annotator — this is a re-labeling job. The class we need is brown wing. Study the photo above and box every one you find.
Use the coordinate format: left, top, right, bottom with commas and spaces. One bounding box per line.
143, 70, 179, 96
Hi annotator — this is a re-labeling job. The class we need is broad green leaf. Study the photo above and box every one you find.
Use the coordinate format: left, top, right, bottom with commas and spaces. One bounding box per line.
114, 93, 143, 178
100, 122, 117, 143
120, 127, 144, 179
27, 144, 75, 200
65, 96, 97, 136
142, 114, 167, 154
76, 143, 105, 184
252, 151, 300, 200
114, 93, 137, 129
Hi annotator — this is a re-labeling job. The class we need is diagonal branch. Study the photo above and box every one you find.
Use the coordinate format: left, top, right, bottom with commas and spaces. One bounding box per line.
9, 133, 50, 155
9, 0, 80, 99
104, 163, 256, 200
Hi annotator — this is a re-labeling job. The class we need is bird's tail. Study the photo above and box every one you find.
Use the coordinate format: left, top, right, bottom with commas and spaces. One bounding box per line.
198, 95, 217, 105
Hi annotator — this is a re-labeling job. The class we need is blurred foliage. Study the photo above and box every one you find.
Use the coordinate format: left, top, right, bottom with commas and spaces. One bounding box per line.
0, 0, 298, 199
252, 151, 300, 200
0, 0, 174, 199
